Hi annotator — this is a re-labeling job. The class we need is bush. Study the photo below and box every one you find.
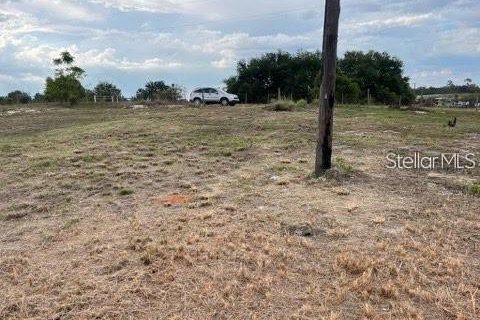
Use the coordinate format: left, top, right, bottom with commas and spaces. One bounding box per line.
295, 99, 308, 108
335, 157, 354, 174
465, 183, 480, 195
119, 188, 134, 196
265, 99, 296, 112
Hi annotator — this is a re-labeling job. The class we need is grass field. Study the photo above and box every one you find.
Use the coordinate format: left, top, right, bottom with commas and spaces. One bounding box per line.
0, 103, 479, 319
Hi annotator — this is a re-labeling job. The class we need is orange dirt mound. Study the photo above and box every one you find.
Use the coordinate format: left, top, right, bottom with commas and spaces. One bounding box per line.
153, 193, 193, 205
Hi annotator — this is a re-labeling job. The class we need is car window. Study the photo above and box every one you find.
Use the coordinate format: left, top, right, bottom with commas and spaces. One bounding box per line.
194, 89, 203, 93
210, 89, 218, 94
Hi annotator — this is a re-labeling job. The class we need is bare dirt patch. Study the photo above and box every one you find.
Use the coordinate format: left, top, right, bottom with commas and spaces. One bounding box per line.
152, 193, 194, 206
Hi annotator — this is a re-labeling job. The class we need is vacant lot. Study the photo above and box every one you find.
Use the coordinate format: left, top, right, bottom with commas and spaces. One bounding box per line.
0, 104, 479, 319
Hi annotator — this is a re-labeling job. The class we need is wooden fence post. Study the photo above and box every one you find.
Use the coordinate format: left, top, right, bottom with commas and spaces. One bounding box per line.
315, 0, 341, 175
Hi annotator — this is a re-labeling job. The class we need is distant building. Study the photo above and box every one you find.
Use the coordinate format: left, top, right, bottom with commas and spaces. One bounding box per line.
416, 93, 478, 108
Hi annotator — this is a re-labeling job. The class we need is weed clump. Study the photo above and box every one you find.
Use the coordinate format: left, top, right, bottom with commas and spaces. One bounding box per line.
335, 156, 354, 174
265, 99, 295, 112
295, 99, 308, 109
465, 182, 480, 195
119, 188, 134, 196
265, 99, 309, 112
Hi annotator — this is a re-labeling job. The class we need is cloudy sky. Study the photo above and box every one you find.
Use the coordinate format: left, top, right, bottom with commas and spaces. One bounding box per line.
0, 0, 479, 96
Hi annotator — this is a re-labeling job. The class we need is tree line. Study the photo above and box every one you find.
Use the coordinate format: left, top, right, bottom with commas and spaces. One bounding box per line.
415, 79, 480, 96
5, 49, 470, 107
225, 50, 416, 105
0, 52, 181, 106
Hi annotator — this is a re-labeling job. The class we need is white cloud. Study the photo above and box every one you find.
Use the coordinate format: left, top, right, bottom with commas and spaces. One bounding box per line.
413, 68, 453, 79
346, 13, 435, 30
15, 44, 67, 64
8, 0, 100, 21
0, 5, 62, 50
435, 27, 480, 54
212, 49, 235, 69
14, 43, 183, 70
189, 30, 317, 68
87, 0, 192, 14
1, 0, 480, 94
0, 72, 44, 84
77, 48, 183, 70
88, 0, 322, 20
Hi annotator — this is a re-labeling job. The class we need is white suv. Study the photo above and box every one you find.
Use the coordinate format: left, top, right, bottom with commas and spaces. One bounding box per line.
190, 87, 239, 106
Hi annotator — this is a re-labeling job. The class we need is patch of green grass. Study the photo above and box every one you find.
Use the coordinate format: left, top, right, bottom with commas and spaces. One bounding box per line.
0, 144, 17, 153
237, 177, 255, 190
270, 163, 302, 173
335, 157, 354, 174
62, 218, 80, 229
465, 183, 480, 195
220, 150, 233, 157
32, 159, 59, 169
79, 154, 104, 163
336, 133, 381, 148
295, 99, 308, 109
163, 159, 175, 165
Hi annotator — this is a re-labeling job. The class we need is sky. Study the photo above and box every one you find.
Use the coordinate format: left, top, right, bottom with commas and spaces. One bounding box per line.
0, 0, 479, 97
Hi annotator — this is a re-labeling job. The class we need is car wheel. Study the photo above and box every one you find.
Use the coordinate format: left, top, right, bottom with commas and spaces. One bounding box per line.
193, 98, 202, 106
220, 98, 229, 106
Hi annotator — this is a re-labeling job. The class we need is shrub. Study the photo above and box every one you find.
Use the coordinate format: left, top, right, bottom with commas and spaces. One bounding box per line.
465, 183, 480, 195
335, 157, 354, 173
295, 99, 308, 108
265, 99, 295, 112
119, 188, 134, 196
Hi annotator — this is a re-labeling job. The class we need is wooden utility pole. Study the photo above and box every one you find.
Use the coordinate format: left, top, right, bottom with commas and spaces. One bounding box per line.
315, 0, 341, 175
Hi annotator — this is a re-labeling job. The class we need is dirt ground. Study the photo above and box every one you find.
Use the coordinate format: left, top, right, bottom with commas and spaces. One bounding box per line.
0, 104, 479, 319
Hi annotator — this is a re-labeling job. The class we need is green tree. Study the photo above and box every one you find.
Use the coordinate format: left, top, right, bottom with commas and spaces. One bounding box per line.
225, 51, 322, 103
225, 50, 414, 105
44, 51, 86, 105
6, 90, 32, 104
136, 81, 169, 100
312, 71, 361, 103
338, 50, 414, 105
33, 93, 46, 103
136, 81, 181, 101
415, 80, 479, 96
94, 82, 122, 99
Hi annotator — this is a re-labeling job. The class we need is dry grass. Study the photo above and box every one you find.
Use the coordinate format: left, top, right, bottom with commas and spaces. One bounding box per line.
0, 104, 479, 319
